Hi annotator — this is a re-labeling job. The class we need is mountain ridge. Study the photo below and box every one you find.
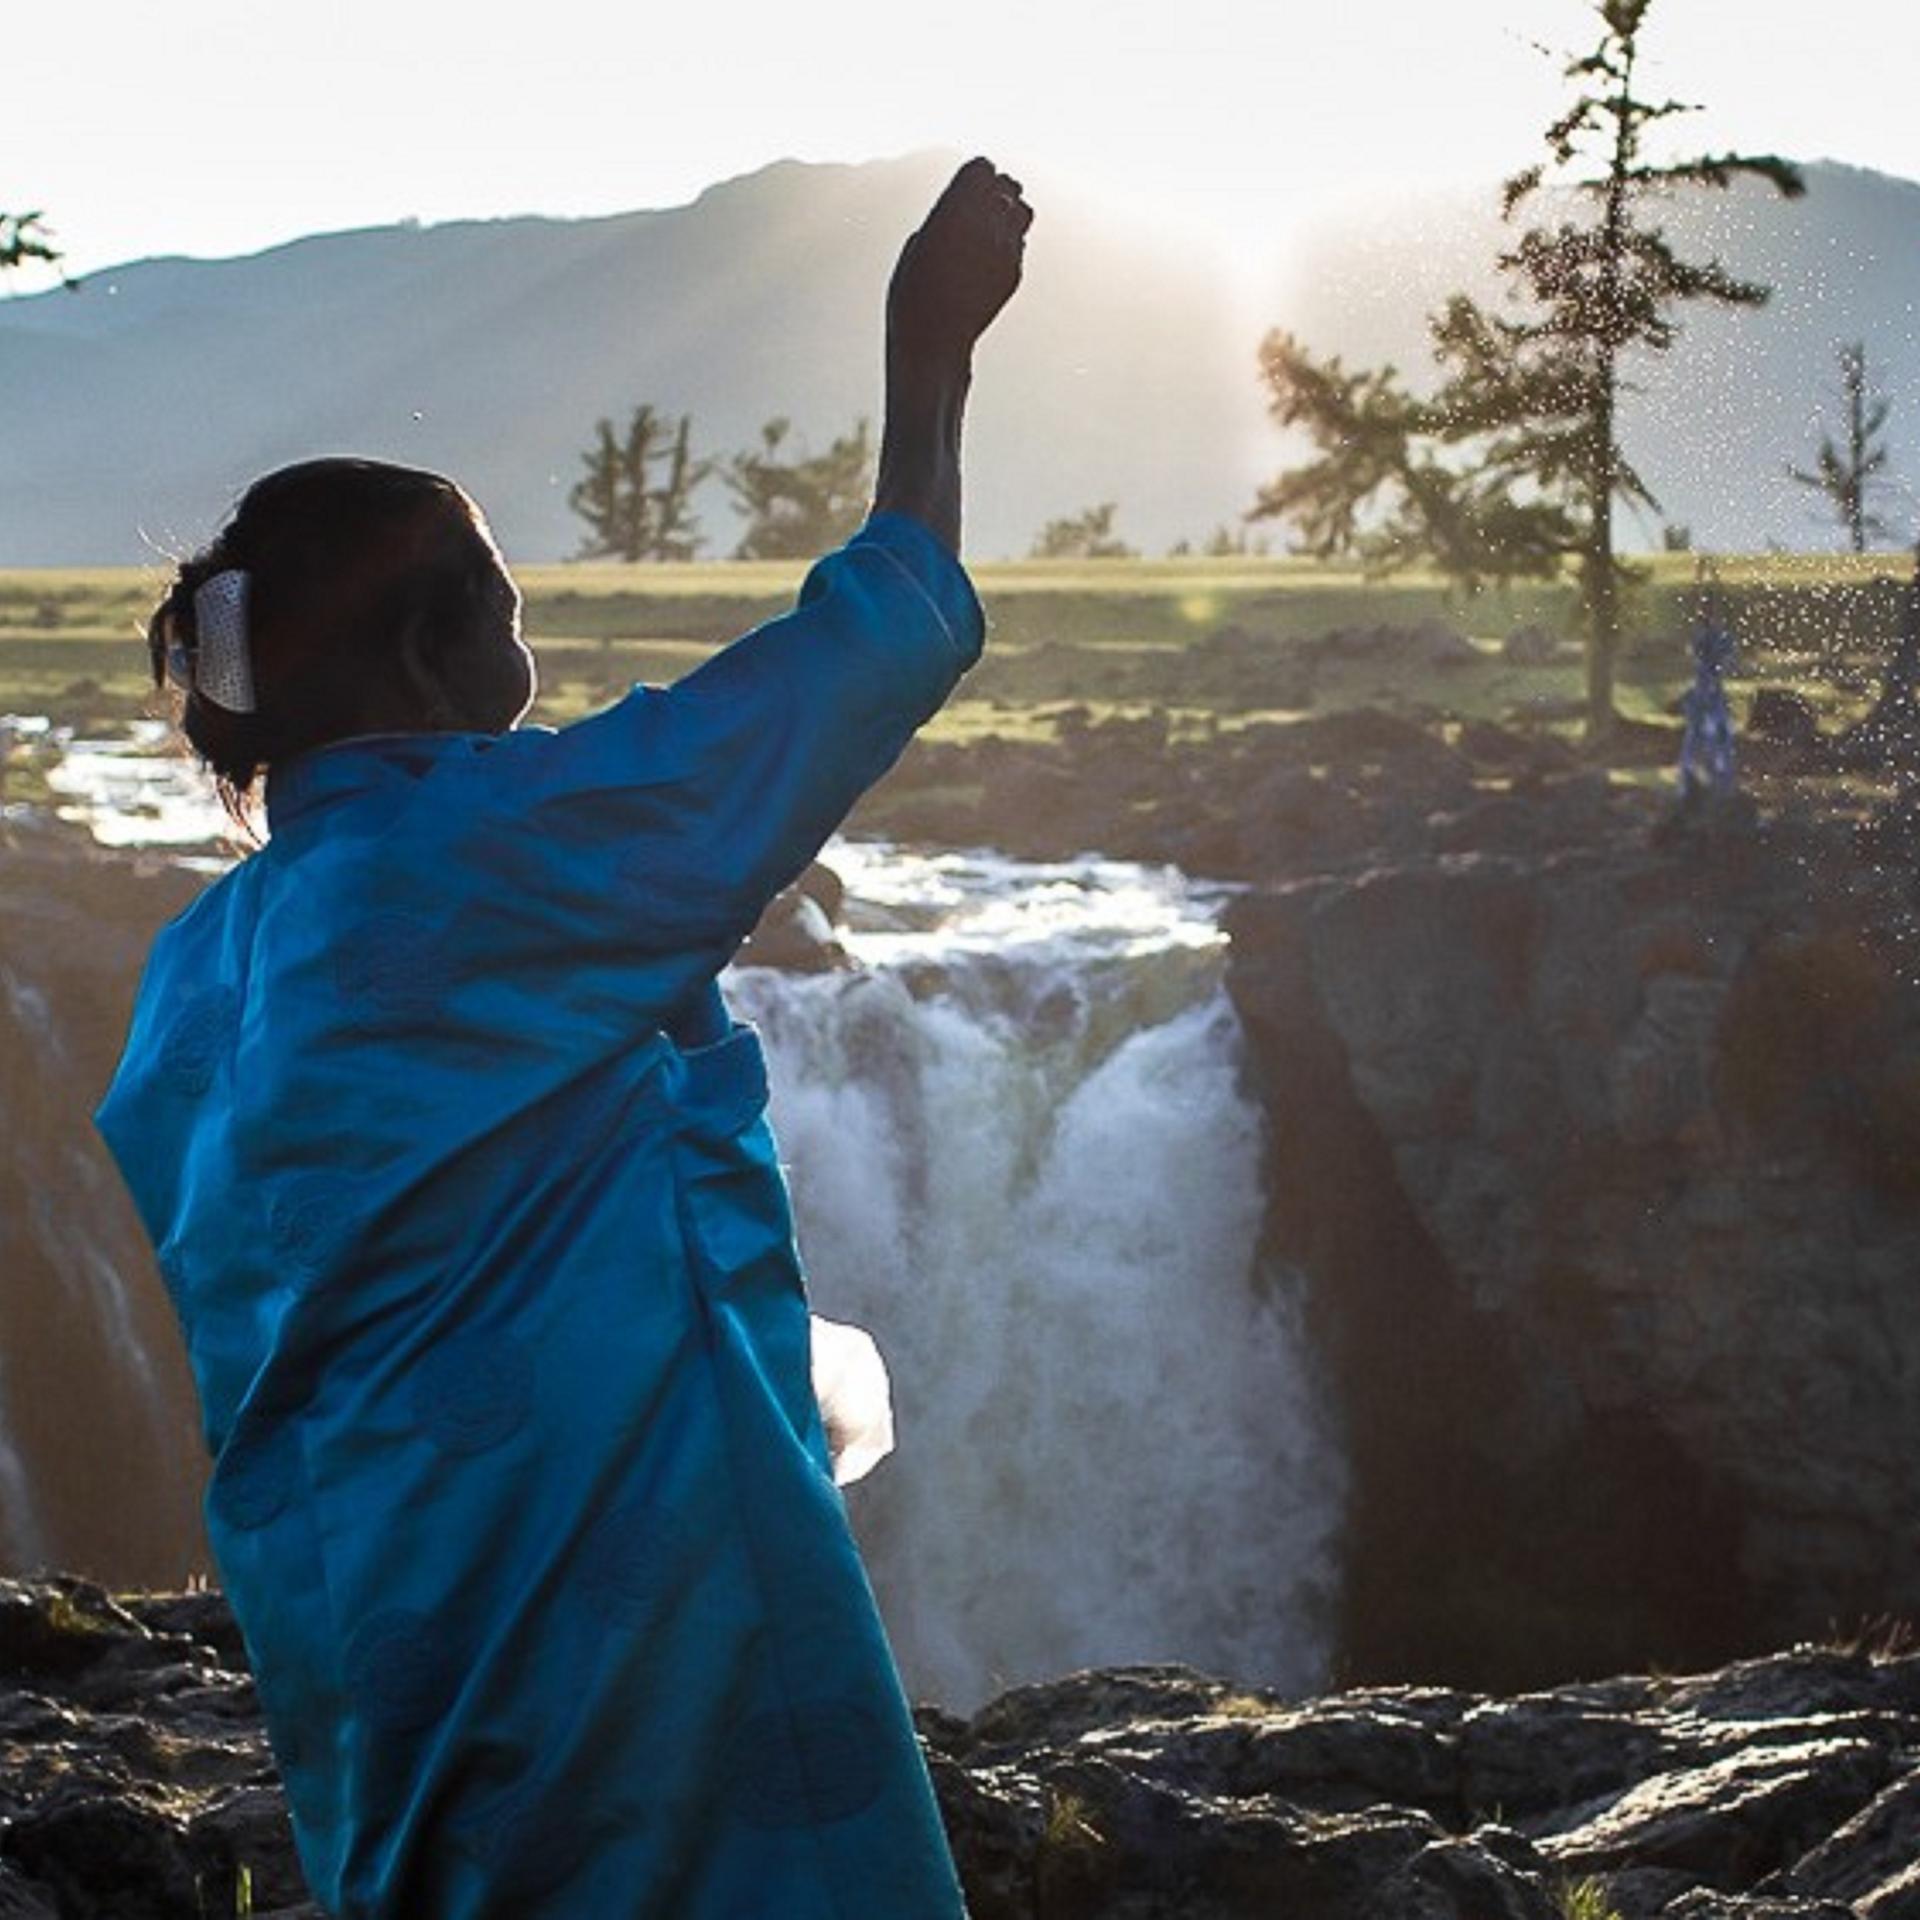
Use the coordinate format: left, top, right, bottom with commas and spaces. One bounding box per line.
1, 152, 1914, 563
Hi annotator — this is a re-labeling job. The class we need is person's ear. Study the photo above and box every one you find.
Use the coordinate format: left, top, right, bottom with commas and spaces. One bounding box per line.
396, 612, 458, 729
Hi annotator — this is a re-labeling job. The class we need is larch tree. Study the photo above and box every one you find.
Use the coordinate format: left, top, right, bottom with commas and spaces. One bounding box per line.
0, 211, 59, 275
725, 417, 874, 561
1253, 0, 1803, 738
568, 406, 708, 562
1030, 501, 1136, 559
1789, 341, 1895, 554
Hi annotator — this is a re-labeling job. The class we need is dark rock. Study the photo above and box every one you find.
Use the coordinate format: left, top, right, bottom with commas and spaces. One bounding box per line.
2, 1575, 1920, 1920
187, 1784, 310, 1911
1779, 1770, 1920, 1905
1861, 1860, 1920, 1918
923, 1745, 1042, 1920
1747, 688, 1824, 754
1503, 623, 1564, 664
737, 881, 852, 972
1409, 618, 1480, 667
1604, 1865, 1703, 1917
0, 1868, 55, 1918
0, 1577, 146, 1683
1541, 1738, 1893, 1889
2, 1794, 204, 1920
1661, 1897, 1855, 1919
1459, 1696, 1687, 1822
122, 1589, 250, 1670
1456, 718, 1538, 768
1376, 1830, 1562, 1919
793, 857, 846, 924
961, 1666, 1244, 1757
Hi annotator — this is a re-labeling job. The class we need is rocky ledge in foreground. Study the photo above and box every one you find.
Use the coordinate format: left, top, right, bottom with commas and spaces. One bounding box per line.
4, 1578, 1920, 1918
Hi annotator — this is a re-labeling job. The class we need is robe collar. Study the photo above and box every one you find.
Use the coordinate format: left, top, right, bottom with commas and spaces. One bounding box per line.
264, 730, 500, 836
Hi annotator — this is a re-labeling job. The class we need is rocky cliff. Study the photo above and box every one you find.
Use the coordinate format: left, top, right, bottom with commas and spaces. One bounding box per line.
2, 1573, 1918, 1919
1225, 799, 1920, 1690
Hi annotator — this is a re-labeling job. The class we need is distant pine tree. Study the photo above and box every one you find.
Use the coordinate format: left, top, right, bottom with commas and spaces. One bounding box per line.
1030, 502, 1135, 559
0, 210, 58, 275
1253, 0, 1803, 737
725, 417, 875, 560
568, 406, 709, 562
1789, 341, 1896, 554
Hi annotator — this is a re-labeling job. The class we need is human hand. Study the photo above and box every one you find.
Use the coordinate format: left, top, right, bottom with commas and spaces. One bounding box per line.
886, 157, 1033, 369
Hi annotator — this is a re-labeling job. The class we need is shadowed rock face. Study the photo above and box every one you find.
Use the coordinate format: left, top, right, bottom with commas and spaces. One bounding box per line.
0, 822, 208, 1581
1225, 806, 1920, 1690
3, 1574, 1920, 1919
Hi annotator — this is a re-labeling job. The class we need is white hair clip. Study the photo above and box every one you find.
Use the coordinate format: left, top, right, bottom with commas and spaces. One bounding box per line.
189, 570, 256, 714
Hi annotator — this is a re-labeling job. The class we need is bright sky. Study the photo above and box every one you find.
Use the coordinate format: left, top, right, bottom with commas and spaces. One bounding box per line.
11, 0, 1920, 284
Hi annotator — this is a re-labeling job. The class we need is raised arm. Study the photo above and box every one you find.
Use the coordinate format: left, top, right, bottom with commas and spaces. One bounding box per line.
475, 161, 1034, 996
873, 158, 1033, 553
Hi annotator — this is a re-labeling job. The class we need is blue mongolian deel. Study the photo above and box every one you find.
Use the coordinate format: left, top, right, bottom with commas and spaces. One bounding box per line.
95, 513, 981, 1919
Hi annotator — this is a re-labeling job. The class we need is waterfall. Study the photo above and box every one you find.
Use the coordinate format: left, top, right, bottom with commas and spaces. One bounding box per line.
731, 849, 1348, 1710
9, 734, 1349, 1701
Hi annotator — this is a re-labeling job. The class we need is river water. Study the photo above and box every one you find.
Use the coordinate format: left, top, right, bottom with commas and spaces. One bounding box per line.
13, 727, 1348, 1709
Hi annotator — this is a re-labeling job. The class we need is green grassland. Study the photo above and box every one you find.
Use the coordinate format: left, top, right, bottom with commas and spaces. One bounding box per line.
2, 553, 1911, 758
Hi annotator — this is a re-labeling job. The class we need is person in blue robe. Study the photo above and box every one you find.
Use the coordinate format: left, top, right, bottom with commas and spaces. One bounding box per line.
95, 157, 1032, 1919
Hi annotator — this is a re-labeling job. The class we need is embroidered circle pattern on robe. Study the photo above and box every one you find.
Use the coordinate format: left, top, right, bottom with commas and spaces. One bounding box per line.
215, 1418, 303, 1532
157, 985, 241, 1096
332, 912, 442, 1023
409, 1333, 535, 1456
729, 1698, 886, 1828
267, 1174, 351, 1285
452, 1770, 589, 1897
345, 1609, 459, 1731
576, 1497, 670, 1624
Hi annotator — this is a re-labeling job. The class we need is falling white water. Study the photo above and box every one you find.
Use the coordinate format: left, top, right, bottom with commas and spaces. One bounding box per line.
731, 849, 1348, 1710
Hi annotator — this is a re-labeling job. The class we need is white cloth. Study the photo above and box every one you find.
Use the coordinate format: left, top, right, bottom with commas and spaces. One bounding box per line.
809, 1314, 896, 1486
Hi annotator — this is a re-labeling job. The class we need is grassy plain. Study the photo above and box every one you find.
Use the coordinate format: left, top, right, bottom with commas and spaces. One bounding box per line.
1, 552, 1910, 754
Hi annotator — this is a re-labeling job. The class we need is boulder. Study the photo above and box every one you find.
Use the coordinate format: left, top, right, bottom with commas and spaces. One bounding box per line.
1411, 617, 1480, 666
1540, 1738, 1893, 1888
738, 867, 853, 971
1746, 687, 1823, 755
1503, 623, 1564, 664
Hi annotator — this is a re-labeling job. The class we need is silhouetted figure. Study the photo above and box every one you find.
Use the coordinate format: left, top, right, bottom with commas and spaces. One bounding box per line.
1679, 608, 1738, 804
95, 158, 1032, 1920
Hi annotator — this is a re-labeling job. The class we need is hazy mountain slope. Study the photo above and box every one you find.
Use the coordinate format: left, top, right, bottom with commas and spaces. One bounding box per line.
0, 155, 1264, 565
0, 153, 1913, 564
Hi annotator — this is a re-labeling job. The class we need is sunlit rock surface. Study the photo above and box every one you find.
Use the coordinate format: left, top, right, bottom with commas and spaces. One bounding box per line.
4, 1574, 1920, 1918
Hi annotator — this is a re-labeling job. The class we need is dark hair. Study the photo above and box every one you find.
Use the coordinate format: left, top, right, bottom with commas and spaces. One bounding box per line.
147, 459, 520, 828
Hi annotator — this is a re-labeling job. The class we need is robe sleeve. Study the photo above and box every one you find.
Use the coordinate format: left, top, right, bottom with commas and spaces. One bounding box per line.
473, 511, 984, 962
